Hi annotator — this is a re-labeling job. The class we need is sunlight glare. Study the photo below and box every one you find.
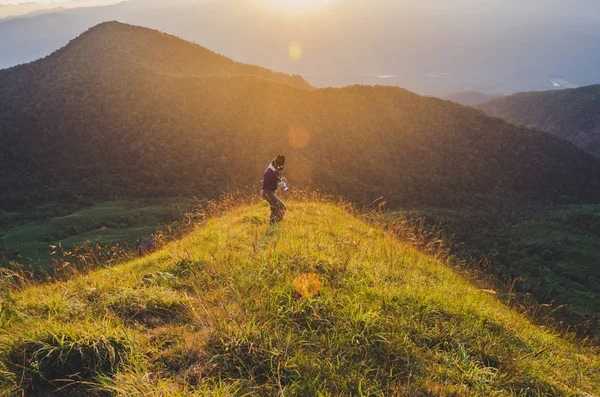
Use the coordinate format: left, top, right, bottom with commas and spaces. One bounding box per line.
264, 0, 329, 12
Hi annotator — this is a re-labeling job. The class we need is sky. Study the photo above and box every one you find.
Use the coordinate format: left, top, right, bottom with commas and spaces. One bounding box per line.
0, 1, 65, 3
0, 1, 68, 3
0, 0, 119, 4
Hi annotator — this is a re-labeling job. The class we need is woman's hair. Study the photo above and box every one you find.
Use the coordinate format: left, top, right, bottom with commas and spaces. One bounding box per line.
273, 155, 286, 167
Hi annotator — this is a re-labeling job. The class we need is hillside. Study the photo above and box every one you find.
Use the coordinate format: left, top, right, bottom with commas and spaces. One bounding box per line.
393, 204, 600, 335
1, 202, 598, 395
478, 85, 600, 156
0, 198, 197, 263
1, 22, 600, 212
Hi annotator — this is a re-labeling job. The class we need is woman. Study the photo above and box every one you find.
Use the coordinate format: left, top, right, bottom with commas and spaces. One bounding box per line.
261, 155, 287, 224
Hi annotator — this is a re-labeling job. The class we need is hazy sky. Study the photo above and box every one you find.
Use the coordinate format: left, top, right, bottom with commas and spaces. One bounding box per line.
0, 0, 67, 3
0, 0, 117, 4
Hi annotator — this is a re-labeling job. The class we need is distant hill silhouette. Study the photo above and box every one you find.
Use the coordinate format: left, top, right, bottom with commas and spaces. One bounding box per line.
478, 85, 600, 156
1, 22, 599, 209
0, 0, 121, 20
0, 2, 56, 19
445, 91, 502, 106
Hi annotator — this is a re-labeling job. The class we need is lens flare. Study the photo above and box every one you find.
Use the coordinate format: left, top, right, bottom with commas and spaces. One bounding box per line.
294, 273, 321, 298
288, 125, 310, 149
288, 42, 303, 61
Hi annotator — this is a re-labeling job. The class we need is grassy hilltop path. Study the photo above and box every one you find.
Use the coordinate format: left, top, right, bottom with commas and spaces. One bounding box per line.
1, 202, 599, 395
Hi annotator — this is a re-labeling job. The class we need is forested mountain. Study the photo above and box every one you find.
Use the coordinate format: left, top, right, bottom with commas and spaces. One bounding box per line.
1, 22, 599, 211
1, 21, 310, 90
0, 25, 592, 211
478, 85, 600, 156
2, 0, 600, 94
445, 91, 503, 106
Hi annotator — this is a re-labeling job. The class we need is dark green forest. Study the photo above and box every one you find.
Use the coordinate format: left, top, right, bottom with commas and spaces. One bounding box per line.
445, 91, 503, 106
1, 22, 599, 211
478, 85, 600, 156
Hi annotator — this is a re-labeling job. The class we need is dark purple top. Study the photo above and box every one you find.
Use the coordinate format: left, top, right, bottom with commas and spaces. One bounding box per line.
262, 166, 280, 191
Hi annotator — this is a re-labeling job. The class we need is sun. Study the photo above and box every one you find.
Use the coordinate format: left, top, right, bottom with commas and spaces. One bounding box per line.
271, 0, 323, 4
264, 0, 329, 12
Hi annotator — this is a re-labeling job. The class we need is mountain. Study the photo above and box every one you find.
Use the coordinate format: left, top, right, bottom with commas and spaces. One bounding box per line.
2, 21, 600, 345
0, 2, 124, 69
2, 0, 600, 94
1, 21, 599, 211
445, 91, 503, 106
1, 201, 599, 395
478, 85, 600, 156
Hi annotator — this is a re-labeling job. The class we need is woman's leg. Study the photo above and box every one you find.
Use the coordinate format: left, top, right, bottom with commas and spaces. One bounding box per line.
262, 190, 279, 224
273, 193, 287, 222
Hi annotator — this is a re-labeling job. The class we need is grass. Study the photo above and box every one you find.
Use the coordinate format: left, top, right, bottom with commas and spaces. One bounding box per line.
1, 201, 599, 395
0, 198, 197, 264
392, 204, 600, 336
2, 322, 132, 395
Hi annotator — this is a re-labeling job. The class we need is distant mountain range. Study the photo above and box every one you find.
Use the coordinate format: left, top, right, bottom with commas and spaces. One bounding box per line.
0, 2, 49, 19
1, 21, 599, 210
0, 0, 122, 19
478, 85, 600, 156
2, 0, 600, 95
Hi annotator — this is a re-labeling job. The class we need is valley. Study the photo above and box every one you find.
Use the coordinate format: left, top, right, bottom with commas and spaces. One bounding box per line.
0, 198, 197, 265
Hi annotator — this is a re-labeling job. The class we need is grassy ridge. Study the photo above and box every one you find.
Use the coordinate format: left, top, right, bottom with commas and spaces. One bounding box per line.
1, 202, 598, 395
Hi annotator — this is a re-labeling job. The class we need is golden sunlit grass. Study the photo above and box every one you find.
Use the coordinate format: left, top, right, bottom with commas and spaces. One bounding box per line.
1, 201, 599, 395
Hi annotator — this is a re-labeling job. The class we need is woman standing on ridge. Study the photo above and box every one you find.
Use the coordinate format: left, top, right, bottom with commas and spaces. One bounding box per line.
262, 155, 288, 225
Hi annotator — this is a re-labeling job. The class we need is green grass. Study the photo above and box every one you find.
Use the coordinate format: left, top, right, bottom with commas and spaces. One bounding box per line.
1, 201, 598, 395
0, 198, 197, 263
509, 205, 600, 296
391, 205, 600, 334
